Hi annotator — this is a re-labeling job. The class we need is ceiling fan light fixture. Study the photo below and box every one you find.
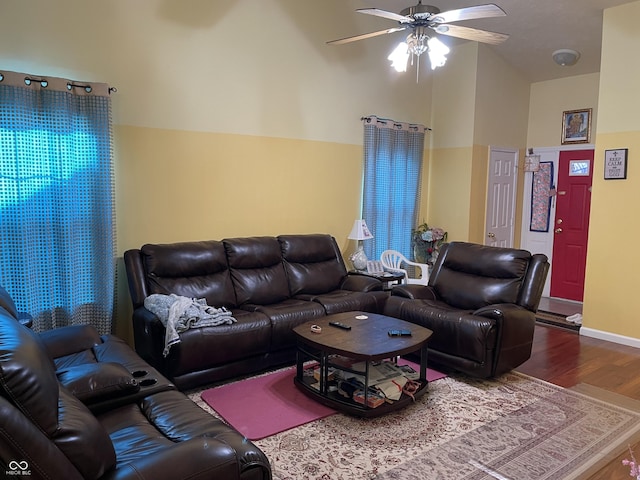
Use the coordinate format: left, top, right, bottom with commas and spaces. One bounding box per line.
388, 32, 449, 74
552, 49, 580, 67
406, 31, 429, 57
427, 36, 450, 69
388, 42, 410, 72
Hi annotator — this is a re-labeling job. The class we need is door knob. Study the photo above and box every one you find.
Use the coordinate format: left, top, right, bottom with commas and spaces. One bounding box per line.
487, 232, 495, 238
556, 218, 563, 224
555, 228, 563, 234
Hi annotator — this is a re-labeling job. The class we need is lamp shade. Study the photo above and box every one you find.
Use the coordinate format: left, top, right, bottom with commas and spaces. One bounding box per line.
348, 219, 373, 241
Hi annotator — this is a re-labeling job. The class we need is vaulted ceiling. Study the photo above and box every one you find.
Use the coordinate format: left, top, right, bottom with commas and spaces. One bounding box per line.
330, 0, 633, 83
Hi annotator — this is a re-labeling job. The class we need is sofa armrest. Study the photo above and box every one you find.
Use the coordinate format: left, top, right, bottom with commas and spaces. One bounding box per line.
109, 436, 267, 480
340, 274, 383, 292
473, 303, 536, 375
132, 306, 168, 371
473, 303, 534, 325
57, 362, 140, 403
38, 324, 102, 359
390, 285, 438, 300
124, 249, 149, 309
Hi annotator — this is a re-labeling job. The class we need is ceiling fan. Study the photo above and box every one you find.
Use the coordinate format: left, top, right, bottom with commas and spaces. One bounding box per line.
327, 1, 509, 75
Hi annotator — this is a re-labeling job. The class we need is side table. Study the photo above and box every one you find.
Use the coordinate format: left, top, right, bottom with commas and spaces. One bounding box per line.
349, 270, 405, 290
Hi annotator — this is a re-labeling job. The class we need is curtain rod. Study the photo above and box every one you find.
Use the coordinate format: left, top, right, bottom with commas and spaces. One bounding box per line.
361, 115, 432, 131
0, 70, 117, 95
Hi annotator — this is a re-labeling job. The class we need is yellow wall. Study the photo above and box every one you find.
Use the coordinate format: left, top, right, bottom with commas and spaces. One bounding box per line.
115, 126, 363, 250
582, 2, 640, 340
474, 45, 530, 149
428, 147, 475, 240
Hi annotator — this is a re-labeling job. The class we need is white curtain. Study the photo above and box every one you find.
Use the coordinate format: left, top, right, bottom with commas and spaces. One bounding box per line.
0, 70, 116, 334
361, 115, 425, 261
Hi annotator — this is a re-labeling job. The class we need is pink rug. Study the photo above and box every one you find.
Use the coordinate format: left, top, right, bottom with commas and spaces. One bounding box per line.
200, 362, 446, 440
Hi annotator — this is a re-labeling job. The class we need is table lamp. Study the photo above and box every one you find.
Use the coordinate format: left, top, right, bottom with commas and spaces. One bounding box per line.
348, 219, 373, 271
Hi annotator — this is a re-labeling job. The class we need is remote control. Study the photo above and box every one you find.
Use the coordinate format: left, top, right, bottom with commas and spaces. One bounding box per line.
329, 321, 352, 330
388, 329, 412, 337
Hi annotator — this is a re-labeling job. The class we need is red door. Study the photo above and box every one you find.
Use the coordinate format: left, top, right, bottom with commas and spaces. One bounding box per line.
550, 150, 594, 301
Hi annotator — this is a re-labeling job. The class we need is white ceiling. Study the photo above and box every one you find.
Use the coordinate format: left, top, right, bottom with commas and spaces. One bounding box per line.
333, 0, 633, 83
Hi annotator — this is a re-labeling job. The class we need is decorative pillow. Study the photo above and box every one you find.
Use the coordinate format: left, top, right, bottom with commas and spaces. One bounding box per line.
57, 362, 140, 403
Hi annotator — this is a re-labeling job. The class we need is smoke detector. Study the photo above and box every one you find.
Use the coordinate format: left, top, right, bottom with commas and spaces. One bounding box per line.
552, 49, 580, 67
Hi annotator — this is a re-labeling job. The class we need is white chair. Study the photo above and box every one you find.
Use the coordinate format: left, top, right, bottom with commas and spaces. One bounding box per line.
380, 250, 430, 286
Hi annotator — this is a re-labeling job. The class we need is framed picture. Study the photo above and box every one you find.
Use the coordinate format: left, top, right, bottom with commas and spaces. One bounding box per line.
561, 108, 592, 145
604, 148, 628, 180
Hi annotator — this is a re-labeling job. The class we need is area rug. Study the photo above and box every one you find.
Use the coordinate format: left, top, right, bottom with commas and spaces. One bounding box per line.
197, 362, 447, 440
190, 371, 640, 479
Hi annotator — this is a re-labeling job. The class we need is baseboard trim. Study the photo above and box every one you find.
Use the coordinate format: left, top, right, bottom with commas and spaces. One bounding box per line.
580, 327, 640, 349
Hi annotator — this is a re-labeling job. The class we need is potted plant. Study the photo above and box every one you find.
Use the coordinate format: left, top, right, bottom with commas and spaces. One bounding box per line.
411, 223, 448, 265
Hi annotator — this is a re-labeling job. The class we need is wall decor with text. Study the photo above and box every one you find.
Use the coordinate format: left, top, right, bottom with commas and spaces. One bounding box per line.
604, 149, 628, 180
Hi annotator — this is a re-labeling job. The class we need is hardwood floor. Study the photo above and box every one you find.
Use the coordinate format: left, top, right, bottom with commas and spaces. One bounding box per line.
516, 323, 640, 479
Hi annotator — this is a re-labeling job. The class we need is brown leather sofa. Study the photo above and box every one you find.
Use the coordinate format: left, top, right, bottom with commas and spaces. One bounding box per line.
124, 234, 385, 390
384, 242, 549, 378
0, 292, 272, 480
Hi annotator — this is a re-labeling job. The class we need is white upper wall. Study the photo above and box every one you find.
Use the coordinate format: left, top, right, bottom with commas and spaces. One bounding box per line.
527, 73, 600, 148
430, 42, 479, 149
474, 44, 530, 149
0, 0, 433, 145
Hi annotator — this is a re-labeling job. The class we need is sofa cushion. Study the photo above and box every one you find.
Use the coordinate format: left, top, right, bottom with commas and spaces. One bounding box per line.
431, 242, 531, 310
140, 240, 237, 307
224, 236, 290, 305
164, 309, 272, 377
279, 234, 347, 295
301, 290, 379, 315
98, 389, 270, 478
252, 299, 326, 351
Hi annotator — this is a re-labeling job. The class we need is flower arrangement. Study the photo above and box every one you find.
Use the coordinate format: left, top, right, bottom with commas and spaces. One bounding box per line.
411, 223, 448, 265
623, 446, 640, 479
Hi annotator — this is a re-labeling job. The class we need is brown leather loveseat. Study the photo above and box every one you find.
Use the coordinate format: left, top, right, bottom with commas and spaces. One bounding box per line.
0, 290, 272, 480
384, 242, 549, 378
124, 234, 385, 390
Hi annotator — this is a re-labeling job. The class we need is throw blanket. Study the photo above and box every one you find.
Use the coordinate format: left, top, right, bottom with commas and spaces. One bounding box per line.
144, 294, 236, 357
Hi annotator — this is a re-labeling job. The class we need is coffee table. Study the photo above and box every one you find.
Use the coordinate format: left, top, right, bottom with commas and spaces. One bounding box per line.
293, 311, 432, 417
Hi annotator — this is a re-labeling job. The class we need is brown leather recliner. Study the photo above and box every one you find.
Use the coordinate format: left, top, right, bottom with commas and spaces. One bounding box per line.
384, 241, 549, 378
0, 305, 272, 480
0, 285, 174, 413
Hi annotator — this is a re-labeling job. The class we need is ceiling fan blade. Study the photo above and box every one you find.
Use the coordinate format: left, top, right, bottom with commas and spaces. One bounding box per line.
433, 24, 509, 45
356, 8, 414, 24
327, 27, 407, 45
431, 4, 506, 24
